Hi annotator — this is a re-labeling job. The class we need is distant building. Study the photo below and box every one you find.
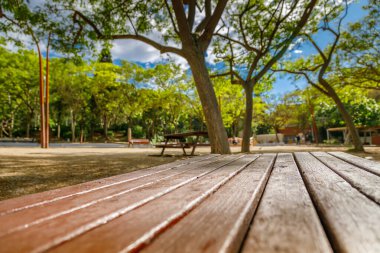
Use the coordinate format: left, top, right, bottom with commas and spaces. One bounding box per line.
327, 126, 380, 145
277, 125, 312, 144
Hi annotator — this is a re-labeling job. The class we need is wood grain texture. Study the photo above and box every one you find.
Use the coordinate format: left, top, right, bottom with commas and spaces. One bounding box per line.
295, 152, 380, 253
329, 151, 380, 176
0, 155, 239, 253
0, 154, 218, 215
242, 153, 332, 253
312, 152, 380, 204
47, 154, 261, 253
137, 154, 275, 253
0, 155, 224, 236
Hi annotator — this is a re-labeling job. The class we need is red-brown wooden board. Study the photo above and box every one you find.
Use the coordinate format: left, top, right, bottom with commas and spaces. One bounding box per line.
0, 152, 379, 253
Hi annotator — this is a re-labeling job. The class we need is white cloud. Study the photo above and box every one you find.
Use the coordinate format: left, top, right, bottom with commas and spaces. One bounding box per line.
110, 39, 190, 70
111, 39, 161, 62
294, 50, 303, 54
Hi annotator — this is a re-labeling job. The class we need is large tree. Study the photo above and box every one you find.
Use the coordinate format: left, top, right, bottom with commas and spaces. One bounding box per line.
211, 0, 318, 152
45, 0, 231, 153
274, 1, 364, 151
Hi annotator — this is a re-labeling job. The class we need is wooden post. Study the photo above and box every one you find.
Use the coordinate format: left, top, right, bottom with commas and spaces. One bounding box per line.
37, 43, 45, 148
45, 34, 51, 148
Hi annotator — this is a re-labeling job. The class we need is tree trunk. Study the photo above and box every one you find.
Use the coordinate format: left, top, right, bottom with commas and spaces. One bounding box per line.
57, 124, 61, 141
80, 128, 84, 143
9, 112, 14, 139
26, 122, 30, 139
70, 109, 75, 142
321, 80, 364, 151
241, 84, 253, 152
26, 111, 33, 139
186, 51, 230, 154
103, 114, 108, 140
275, 130, 280, 143
309, 104, 319, 144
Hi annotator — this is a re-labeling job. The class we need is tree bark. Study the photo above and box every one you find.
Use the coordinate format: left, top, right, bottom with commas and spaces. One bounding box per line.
70, 109, 75, 142
103, 114, 108, 140
9, 112, 14, 138
309, 104, 319, 144
57, 124, 61, 141
186, 50, 230, 154
275, 129, 280, 143
321, 80, 364, 151
241, 84, 253, 152
26, 111, 33, 139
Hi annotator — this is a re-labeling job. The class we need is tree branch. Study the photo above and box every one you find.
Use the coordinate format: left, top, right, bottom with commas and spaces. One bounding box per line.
195, 0, 212, 33
210, 71, 244, 85
187, 0, 196, 31
172, 0, 194, 46
252, 0, 318, 83
273, 68, 330, 96
214, 33, 259, 53
199, 0, 228, 51
164, 0, 180, 35
73, 9, 185, 57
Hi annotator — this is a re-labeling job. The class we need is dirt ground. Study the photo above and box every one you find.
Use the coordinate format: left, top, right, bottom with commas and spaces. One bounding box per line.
1, 144, 379, 201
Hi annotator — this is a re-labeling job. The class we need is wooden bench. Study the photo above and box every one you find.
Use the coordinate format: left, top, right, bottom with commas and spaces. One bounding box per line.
0, 152, 379, 253
128, 138, 150, 147
156, 131, 210, 156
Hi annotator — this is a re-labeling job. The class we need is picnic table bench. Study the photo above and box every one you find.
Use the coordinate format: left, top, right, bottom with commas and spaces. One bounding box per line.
0, 152, 379, 253
128, 138, 150, 147
156, 131, 209, 156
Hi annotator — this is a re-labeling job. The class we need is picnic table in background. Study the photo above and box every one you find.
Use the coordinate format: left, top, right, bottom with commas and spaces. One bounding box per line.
155, 131, 209, 156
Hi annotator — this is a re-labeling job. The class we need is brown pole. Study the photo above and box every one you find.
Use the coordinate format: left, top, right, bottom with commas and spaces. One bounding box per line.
45, 34, 51, 148
37, 43, 45, 148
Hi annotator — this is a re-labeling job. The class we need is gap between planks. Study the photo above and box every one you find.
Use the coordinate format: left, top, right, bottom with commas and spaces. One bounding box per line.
294, 152, 380, 253
0, 154, 219, 216
311, 152, 380, 204
0, 155, 248, 253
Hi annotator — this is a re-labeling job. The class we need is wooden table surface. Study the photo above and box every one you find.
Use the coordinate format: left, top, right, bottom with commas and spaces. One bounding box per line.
164, 131, 208, 139
0, 152, 379, 253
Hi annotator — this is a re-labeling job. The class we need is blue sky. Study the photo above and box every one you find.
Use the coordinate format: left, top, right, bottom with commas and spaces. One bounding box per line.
271, 0, 368, 95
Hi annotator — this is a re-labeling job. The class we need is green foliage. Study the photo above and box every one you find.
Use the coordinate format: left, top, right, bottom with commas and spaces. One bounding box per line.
0, 45, 215, 140
315, 88, 380, 127
337, 1, 380, 90
0, 46, 39, 137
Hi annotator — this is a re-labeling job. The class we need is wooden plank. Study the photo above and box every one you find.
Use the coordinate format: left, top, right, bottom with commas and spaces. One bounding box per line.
294, 152, 380, 253
47, 154, 262, 253
329, 151, 380, 176
155, 144, 191, 148
136, 154, 271, 252
0, 155, 244, 253
0, 154, 217, 215
312, 152, 380, 204
0, 155, 224, 235
242, 153, 332, 253
164, 131, 208, 138
136, 154, 275, 253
